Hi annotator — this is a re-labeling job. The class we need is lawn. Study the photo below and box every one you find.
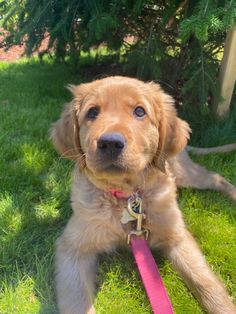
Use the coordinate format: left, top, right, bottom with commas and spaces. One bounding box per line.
0, 58, 235, 314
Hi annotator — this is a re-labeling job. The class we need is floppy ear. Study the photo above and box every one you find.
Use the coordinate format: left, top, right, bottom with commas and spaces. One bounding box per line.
50, 84, 88, 168
150, 84, 191, 172
159, 100, 191, 156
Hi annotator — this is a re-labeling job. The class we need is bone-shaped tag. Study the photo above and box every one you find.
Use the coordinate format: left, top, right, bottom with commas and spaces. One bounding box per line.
120, 207, 136, 224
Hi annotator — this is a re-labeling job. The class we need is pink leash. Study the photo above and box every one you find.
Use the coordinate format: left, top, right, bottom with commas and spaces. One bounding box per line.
109, 189, 174, 313
130, 236, 174, 314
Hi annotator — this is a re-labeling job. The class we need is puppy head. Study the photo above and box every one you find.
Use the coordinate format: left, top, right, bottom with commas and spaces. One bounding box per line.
51, 76, 190, 179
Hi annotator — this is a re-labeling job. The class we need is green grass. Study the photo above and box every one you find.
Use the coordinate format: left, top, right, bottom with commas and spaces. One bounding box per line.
0, 57, 235, 314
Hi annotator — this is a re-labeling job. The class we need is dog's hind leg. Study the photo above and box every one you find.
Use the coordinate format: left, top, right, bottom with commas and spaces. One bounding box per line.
169, 150, 236, 202
186, 143, 236, 155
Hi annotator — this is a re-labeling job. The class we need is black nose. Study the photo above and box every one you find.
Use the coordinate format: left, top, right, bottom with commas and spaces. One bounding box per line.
97, 132, 126, 159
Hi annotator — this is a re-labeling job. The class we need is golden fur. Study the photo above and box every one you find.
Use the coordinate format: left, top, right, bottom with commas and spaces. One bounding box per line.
51, 76, 236, 314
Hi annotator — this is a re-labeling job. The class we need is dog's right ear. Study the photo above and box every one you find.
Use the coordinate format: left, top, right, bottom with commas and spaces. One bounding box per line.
50, 102, 80, 161
50, 80, 102, 164
50, 84, 89, 165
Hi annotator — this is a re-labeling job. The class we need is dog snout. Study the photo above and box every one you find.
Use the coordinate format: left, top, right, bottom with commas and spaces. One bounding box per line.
97, 132, 126, 159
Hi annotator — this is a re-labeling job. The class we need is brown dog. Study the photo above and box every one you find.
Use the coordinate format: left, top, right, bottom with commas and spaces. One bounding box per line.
51, 76, 236, 314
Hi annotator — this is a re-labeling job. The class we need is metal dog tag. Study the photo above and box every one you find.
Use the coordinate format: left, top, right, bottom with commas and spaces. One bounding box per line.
121, 207, 137, 224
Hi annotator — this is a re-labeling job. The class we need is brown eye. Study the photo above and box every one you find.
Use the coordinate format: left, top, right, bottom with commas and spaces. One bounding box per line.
86, 106, 100, 120
134, 106, 146, 118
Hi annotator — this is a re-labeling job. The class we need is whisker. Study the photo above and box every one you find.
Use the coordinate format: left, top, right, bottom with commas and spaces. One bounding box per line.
59, 154, 78, 161
59, 148, 80, 160
142, 151, 167, 165
75, 152, 87, 169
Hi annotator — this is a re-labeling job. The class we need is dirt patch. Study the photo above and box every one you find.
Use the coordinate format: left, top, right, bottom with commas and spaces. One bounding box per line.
0, 28, 49, 61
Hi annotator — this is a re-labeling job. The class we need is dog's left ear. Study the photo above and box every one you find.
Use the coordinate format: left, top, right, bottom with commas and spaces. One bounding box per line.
149, 83, 191, 172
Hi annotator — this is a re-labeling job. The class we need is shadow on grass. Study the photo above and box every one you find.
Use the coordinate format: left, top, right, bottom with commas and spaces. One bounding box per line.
0, 155, 72, 313
0, 58, 76, 313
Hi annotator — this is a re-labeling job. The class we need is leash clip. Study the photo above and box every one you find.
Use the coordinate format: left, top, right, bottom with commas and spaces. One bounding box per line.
127, 193, 149, 244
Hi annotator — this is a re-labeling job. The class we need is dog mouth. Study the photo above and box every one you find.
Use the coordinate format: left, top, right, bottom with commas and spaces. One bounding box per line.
85, 150, 149, 175
90, 160, 126, 174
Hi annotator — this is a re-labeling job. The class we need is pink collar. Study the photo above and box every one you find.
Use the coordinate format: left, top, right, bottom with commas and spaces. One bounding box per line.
108, 188, 129, 199
108, 188, 142, 199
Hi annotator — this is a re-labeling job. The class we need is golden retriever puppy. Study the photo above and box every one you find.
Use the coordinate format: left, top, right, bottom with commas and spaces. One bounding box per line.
169, 148, 236, 202
51, 76, 236, 314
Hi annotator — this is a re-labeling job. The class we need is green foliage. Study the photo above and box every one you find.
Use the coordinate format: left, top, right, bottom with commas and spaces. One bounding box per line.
1, 0, 236, 113
180, 1, 236, 42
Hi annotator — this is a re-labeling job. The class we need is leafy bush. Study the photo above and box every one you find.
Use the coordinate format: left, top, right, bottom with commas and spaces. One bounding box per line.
1, 0, 236, 113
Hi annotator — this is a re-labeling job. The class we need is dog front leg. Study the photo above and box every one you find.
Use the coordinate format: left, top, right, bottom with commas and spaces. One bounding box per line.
55, 236, 97, 314
164, 230, 236, 314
